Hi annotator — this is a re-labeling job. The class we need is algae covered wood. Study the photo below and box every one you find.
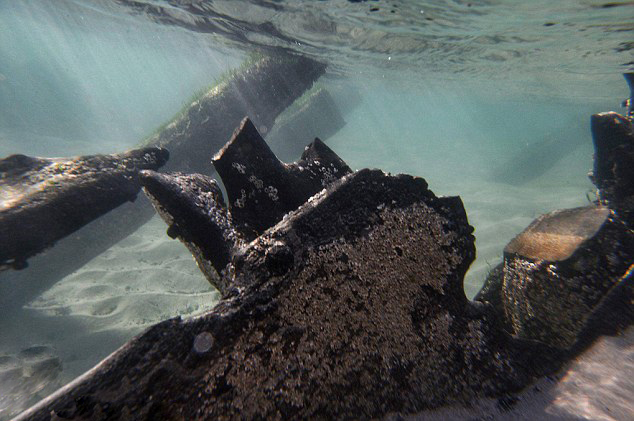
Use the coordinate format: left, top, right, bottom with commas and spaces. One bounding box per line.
143, 53, 327, 174
15, 106, 634, 420
141, 117, 351, 291
16, 167, 549, 420
500, 205, 633, 348
504, 206, 610, 261
212, 117, 352, 239
0, 147, 169, 270
0, 52, 326, 310
477, 110, 634, 350
16, 122, 560, 421
139, 170, 240, 293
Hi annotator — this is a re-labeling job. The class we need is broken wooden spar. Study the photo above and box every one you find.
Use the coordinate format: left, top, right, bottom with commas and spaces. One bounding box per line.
141, 117, 351, 291
0, 53, 326, 310
143, 54, 327, 174
17, 122, 557, 421
0, 147, 169, 270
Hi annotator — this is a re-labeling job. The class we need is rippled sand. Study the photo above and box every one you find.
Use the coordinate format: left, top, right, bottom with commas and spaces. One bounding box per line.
0, 216, 217, 420
27, 215, 218, 333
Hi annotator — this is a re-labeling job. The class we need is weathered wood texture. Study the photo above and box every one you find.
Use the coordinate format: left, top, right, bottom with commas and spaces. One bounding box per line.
590, 111, 634, 227
17, 167, 555, 420
15, 104, 634, 421
0, 53, 325, 310
0, 148, 168, 270
478, 111, 634, 350
212, 117, 351, 240
142, 118, 351, 292
16, 123, 565, 421
478, 206, 633, 349
144, 54, 326, 174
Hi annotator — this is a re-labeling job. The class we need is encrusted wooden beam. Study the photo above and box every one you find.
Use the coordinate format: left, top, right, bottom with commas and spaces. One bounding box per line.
0, 148, 168, 270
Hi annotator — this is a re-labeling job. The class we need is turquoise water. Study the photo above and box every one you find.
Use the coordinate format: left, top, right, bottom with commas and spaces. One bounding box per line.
0, 0, 632, 419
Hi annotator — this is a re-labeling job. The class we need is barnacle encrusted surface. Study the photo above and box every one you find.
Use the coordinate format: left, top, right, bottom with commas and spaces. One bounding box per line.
18, 114, 633, 420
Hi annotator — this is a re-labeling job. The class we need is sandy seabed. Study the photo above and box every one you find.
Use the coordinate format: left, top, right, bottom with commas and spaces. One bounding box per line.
0, 216, 218, 420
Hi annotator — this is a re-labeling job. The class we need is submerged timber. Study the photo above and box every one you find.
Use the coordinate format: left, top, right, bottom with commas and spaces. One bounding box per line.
17, 106, 634, 419
0, 52, 326, 310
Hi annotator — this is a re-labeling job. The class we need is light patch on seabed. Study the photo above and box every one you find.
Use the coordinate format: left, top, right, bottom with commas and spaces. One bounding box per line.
549, 328, 634, 420
399, 326, 634, 420
15, 215, 217, 386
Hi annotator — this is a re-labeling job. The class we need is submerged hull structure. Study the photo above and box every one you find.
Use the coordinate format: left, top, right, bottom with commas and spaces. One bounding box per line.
15, 106, 634, 419
142, 54, 327, 175
0, 147, 169, 271
0, 52, 327, 311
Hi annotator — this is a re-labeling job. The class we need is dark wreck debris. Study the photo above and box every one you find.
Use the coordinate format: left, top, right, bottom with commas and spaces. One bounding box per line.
213, 117, 352, 238
477, 205, 633, 349
590, 111, 634, 227
17, 166, 557, 421
140, 171, 241, 294
0, 52, 326, 311
17, 107, 634, 419
144, 53, 327, 174
141, 117, 351, 292
477, 109, 634, 351
0, 148, 168, 271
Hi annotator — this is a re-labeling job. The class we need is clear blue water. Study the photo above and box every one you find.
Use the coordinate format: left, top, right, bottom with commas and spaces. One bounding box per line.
0, 0, 632, 419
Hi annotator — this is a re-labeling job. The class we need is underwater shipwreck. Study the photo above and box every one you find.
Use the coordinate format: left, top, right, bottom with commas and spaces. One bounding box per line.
0, 50, 632, 420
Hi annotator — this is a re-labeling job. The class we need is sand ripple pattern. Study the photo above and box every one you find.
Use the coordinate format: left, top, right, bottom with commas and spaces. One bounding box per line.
27, 216, 218, 332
